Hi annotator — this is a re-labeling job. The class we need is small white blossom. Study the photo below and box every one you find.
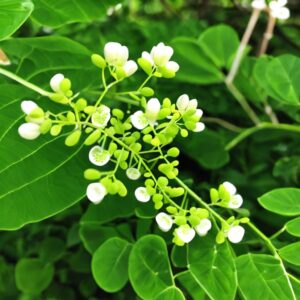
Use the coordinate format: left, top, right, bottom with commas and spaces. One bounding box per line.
176, 94, 198, 113
175, 225, 196, 244
123, 60, 138, 77
89, 146, 111, 166
18, 123, 41, 140
131, 111, 149, 130
269, 0, 290, 20
50, 73, 64, 92
21, 100, 38, 115
126, 167, 141, 180
104, 42, 129, 67
195, 218, 212, 236
142, 43, 179, 73
251, 0, 267, 9
135, 187, 151, 202
91, 105, 111, 128
193, 122, 205, 132
156, 212, 173, 232
227, 225, 245, 244
223, 181, 243, 209
87, 182, 107, 204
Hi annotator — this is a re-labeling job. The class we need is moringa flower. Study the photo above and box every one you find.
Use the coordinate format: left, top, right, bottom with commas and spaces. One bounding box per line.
175, 224, 196, 244
18, 123, 41, 140
50, 73, 65, 92
86, 182, 107, 204
155, 212, 173, 232
126, 167, 141, 180
89, 146, 111, 166
227, 225, 245, 244
91, 105, 111, 128
251, 0, 267, 9
223, 181, 243, 209
269, 0, 290, 20
195, 218, 212, 236
135, 187, 151, 202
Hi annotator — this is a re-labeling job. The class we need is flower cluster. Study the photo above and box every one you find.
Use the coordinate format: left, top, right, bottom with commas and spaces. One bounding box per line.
251, 0, 290, 20
16, 41, 247, 247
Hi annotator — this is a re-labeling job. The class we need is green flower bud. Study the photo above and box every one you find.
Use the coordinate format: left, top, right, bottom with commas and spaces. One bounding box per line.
173, 236, 185, 247
166, 206, 178, 214
84, 106, 96, 115
167, 147, 180, 157
142, 126, 152, 134
91, 54, 106, 69
188, 215, 200, 227
67, 111, 76, 122
65, 130, 81, 147
114, 149, 129, 161
115, 67, 126, 79
171, 160, 179, 167
75, 98, 87, 111
157, 176, 168, 187
120, 161, 128, 170
112, 108, 124, 120
153, 193, 163, 202
85, 127, 93, 134
116, 180, 127, 197
158, 108, 171, 119
40, 119, 52, 134
144, 172, 151, 178
66, 90, 73, 97
185, 121, 196, 131
50, 93, 69, 104
218, 184, 231, 202
84, 129, 101, 146
132, 132, 141, 140
175, 216, 186, 226
29, 107, 44, 119
216, 231, 225, 244
240, 217, 250, 224
138, 57, 153, 75
140, 87, 154, 97
130, 143, 142, 153
154, 201, 163, 210
143, 134, 152, 143
146, 186, 156, 195
84, 169, 101, 180
50, 125, 62, 136
124, 123, 132, 130
151, 136, 161, 147
180, 129, 188, 138
60, 78, 71, 92
210, 188, 219, 204
195, 208, 209, 219
145, 179, 155, 187
162, 98, 171, 108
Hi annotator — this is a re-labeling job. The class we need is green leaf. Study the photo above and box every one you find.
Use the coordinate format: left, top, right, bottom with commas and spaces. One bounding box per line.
171, 37, 224, 84
92, 237, 132, 293
177, 130, 229, 169
171, 245, 187, 268
15, 258, 54, 294
129, 235, 174, 299
236, 254, 296, 300
258, 188, 300, 216
188, 230, 237, 300
176, 271, 206, 300
154, 287, 185, 300
279, 242, 300, 266
31, 0, 122, 28
0, 0, 34, 41
198, 24, 239, 69
273, 156, 300, 184
286, 217, 300, 237
0, 37, 97, 230
39, 237, 65, 263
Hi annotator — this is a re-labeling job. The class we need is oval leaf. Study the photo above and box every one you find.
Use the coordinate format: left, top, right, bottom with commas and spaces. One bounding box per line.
279, 242, 300, 266
258, 188, 300, 216
154, 287, 185, 300
286, 217, 300, 237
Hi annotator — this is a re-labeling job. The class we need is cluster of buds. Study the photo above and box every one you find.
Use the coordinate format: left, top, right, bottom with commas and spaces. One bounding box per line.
251, 0, 290, 20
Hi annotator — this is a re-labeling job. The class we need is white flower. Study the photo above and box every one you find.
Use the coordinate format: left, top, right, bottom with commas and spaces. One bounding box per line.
21, 100, 38, 115
135, 187, 151, 202
142, 43, 179, 72
175, 225, 196, 244
91, 105, 111, 128
50, 73, 64, 92
126, 167, 141, 180
89, 146, 111, 166
145, 98, 161, 125
155, 212, 173, 232
18, 123, 41, 140
251, 0, 267, 9
223, 181, 243, 209
176, 94, 198, 113
193, 122, 205, 132
269, 0, 290, 20
227, 225, 245, 244
86, 182, 107, 204
195, 219, 212, 236
104, 42, 129, 67
131, 98, 161, 130
123, 60, 138, 77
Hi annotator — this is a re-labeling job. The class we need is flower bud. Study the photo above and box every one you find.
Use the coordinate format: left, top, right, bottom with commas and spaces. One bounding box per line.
227, 225, 245, 244
104, 42, 128, 66
21, 100, 38, 115
84, 169, 101, 180
140, 87, 154, 97
135, 187, 151, 202
65, 130, 82, 147
18, 123, 41, 140
84, 129, 101, 146
91, 54, 106, 69
50, 125, 62, 136
195, 219, 212, 236
123, 60, 138, 77
50, 73, 64, 92
156, 212, 173, 232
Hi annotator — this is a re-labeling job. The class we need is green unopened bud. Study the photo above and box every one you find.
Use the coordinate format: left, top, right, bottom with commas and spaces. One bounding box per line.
84, 129, 101, 146
75, 98, 87, 111
143, 134, 152, 143
67, 111, 76, 122
40, 119, 52, 134
151, 136, 160, 147
29, 107, 44, 119
60, 78, 71, 92
91, 54, 106, 69
195, 208, 209, 219
180, 129, 188, 138
84, 169, 101, 180
163, 98, 171, 108
167, 147, 180, 157
159, 66, 175, 78
158, 108, 171, 119
185, 121, 196, 131
65, 130, 81, 147
115, 67, 126, 79
130, 143, 142, 153
154, 201, 163, 210
116, 180, 127, 197
112, 108, 124, 120
188, 215, 200, 227
216, 231, 225, 244
169, 187, 184, 197
145, 179, 155, 187
240, 217, 250, 224
153, 194, 163, 202
140, 87, 154, 97
210, 188, 219, 204
50, 125, 62, 136
174, 216, 186, 226
157, 176, 168, 187
108, 142, 118, 154
85, 127, 93, 134
138, 57, 153, 75
84, 106, 96, 115
120, 161, 128, 170
218, 184, 231, 202
166, 206, 177, 214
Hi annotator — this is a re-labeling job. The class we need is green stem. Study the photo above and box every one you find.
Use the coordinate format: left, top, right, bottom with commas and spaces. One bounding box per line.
0, 67, 52, 97
202, 117, 244, 132
226, 122, 300, 151
226, 82, 261, 125
270, 226, 286, 240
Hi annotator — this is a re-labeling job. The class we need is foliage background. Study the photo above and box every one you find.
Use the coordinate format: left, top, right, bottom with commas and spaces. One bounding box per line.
0, 0, 300, 299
